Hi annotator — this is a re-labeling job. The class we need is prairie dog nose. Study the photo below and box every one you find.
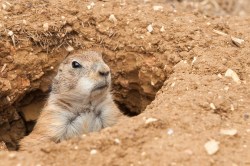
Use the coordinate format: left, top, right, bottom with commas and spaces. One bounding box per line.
98, 64, 110, 77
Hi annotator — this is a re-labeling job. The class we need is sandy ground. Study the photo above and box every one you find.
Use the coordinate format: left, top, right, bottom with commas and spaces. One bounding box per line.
0, 0, 250, 165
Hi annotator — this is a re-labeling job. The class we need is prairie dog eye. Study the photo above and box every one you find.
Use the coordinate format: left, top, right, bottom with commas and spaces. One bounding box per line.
72, 61, 82, 68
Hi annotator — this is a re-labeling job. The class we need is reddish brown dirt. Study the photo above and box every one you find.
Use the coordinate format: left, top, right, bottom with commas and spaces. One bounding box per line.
0, 0, 250, 165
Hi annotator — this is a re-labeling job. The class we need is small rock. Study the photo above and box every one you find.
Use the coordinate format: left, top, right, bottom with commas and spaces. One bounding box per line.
204, 139, 220, 155
160, 26, 165, 32
6, 96, 11, 102
191, 57, 197, 65
170, 82, 175, 87
114, 138, 121, 144
43, 23, 49, 31
145, 117, 158, 124
87, 2, 95, 10
224, 86, 229, 91
225, 69, 241, 84
90, 149, 97, 155
210, 103, 216, 110
2, 4, 7, 10
231, 36, 244, 47
230, 104, 235, 111
147, 24, 153, 33
167, 128, 174, 135
7, 31, 14, 36
217, 73, 223, 78
87, 5, 92, 10
65, 26, 73, 33
153, 5, 163, 11
1, 64, 7, 72
109, 14, 117, 23
66, 45, 74, 52
213, 29, 228, 36
220, 129, 238, 136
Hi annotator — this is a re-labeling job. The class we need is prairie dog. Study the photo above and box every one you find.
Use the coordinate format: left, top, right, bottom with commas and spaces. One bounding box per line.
19, 51, 121, 150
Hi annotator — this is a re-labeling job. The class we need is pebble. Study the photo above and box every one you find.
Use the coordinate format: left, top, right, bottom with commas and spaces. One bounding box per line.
224, 86, 229, 91
231, 36, 244, 47
43, 23, 49, 31
7, 31, 14, 36
160, 26, 165, 32
109, 14, 117, 23
1, 64, 7, 72
209, 103, 216, 110
90, 149, 97, 155
2, 4, 7, 10
153, 5, 163, 11
114, 138, 121, 144
204, 139, 220, 155
220, 129, 238, 136
145, 117, 158, 124
66, 45, 74, 52
147, 24, 153, 33
87, 2, 95, 10
167, 128, 174, 135
191, 57, 197, 65
217, 73, 223, 78
225, 69, 241, 84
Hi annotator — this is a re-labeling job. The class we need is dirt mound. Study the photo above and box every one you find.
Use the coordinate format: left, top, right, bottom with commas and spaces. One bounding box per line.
0, 0, 250, 165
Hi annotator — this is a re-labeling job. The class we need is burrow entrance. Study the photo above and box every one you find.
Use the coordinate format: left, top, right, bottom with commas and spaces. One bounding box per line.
0, 50, 173, 150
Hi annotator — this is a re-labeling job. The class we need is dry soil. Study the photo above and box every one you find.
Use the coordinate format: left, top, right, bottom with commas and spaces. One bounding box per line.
0, 0, 250, 165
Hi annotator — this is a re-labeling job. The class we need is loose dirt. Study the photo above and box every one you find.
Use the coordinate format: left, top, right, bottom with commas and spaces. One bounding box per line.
0, 0, 250, 165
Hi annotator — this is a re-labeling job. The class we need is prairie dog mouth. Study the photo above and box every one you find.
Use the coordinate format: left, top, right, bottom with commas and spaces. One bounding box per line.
92, 82, 109, 91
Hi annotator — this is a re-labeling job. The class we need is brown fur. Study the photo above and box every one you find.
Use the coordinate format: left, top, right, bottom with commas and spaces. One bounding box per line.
19, 51, 121, 150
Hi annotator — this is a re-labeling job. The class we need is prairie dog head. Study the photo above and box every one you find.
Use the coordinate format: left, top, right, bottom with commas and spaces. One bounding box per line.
52, 51, 111, 97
